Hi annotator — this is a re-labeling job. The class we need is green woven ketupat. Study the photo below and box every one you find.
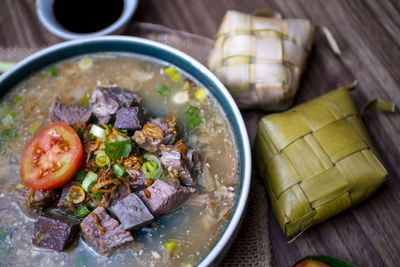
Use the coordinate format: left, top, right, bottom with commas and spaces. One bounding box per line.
255, 84, 389, 237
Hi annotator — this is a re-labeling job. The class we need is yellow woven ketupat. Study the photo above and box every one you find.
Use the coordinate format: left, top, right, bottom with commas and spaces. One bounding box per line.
255, 84, 389, 237
208, 10, 316, 110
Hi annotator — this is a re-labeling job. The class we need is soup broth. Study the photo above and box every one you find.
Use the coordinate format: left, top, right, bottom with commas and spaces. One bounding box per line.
0, 54, 239, 266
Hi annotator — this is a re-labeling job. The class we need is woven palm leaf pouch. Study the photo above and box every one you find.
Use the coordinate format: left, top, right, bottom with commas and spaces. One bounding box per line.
208, 10, 339, 111
255, 82, 394, 237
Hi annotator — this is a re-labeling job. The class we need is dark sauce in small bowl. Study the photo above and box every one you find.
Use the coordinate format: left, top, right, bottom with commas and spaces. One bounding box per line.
53, 0, 124, 33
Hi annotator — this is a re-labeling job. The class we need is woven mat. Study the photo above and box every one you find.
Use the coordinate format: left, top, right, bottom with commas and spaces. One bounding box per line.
0, 23, 272, 267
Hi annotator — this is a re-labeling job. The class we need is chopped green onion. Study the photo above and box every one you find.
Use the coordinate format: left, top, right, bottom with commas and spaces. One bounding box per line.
163, 240, 177, 253
116, 135, 130, 142
182, 80, 190, 91
48, 66, 59, 76
155, 84, 170, 96
28, 121, 42, 133
13, 95, 23, 105
164, 66, 182, 83
187, 115, 203, 129
1, 113, 14, 126
184, 105, 200, 116
92, 193, 103, 200
82, 171, 98, 192
105, 140, 132, 159
89, 124, 107, 138
76, 205, 91, 218
79, 90, 90, 107
112, 164, 125, 177
15, 183, 25, 189
1, 128, 17, 140
75, 171, 88, 181
78, 57, 93, 71
142, 154, 165, 180
95, 150, 110, 167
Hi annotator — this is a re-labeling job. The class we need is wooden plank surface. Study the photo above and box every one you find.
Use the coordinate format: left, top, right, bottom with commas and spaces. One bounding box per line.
1, 0, 400, 266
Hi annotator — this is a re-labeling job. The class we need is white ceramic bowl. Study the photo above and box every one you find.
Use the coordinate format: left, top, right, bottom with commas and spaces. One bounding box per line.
35, 0, 138, 40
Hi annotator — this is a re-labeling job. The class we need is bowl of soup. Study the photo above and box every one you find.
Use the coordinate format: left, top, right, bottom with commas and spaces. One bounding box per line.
0, 36, 251, 266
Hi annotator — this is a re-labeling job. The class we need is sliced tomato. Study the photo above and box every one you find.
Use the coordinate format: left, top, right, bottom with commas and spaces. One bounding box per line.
20, 122, 84, 190
295, 259, 331, 267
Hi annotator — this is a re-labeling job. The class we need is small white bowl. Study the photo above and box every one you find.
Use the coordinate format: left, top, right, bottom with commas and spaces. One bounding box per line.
36, 0, 138, 40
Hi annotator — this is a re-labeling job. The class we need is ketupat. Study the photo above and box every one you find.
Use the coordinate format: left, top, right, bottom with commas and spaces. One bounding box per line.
255, 83, 393, 237
208, 10, 338, 110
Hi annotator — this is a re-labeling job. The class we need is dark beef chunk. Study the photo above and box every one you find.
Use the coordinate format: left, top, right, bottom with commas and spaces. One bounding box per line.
110, 193, 154, 231
114, 107, 147, 131
10, 187, 56, 209
81, 207, 133, 256
57, 180, 82, 212
140, 180, 196, 216
96, 115, 112, 125
89, 86, 141, 118
50, 102, 92, 125
133, 118, 176, 152
187, 148, 201, 173
160, 147, 201, 186
126, 169, 147, 191
32, 213, 80, 252
160, 149, 181, 169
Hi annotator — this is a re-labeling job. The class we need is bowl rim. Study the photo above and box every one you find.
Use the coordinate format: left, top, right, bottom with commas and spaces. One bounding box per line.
35, 0, 139, 40
0, 36, 251, 266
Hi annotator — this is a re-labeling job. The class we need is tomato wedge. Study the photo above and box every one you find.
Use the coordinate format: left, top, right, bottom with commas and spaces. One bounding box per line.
20, 122, 84, 190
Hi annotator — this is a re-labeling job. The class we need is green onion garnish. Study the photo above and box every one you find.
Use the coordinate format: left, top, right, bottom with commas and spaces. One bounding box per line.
1, 128, 17, 140
105, 140, 132, 159
75, 171, 88, 181
112, 163, 125, 177
92, 193, 103, 200
82, 171, 98, 192
95, 150, 110, 167
142, 154, 165, 180
15, 183, 25, 189
187, 115, 203, 129
48, 66, 59, 76
76, 205, 91, 218
185, 105, 200, 116
13, 95, 23, 106
163, 240, 177, 254
155, 84, 170, 96
89, 124, 107, 138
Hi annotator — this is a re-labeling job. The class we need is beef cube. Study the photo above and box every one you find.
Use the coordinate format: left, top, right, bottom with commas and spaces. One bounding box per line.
126, 169, 148, 191
10, 187, 56, 209
160, 149, 181, 169
32, 213, 80, 252
187, 148, 201, 173
50, 102, 92, 125
96, 115, 112, 125
114, 107, 147, 131
160, 147, 201, 186
80, 207, 133, 256
110, 193, 154, 231
133, 118, 176, 152
58, 180, 82, 212
140, 180, 196, 216
89, 86, 141, 118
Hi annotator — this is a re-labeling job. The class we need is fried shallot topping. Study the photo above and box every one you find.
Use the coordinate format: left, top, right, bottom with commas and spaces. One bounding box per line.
143, 122, 164, 139
91, 213, 105, 236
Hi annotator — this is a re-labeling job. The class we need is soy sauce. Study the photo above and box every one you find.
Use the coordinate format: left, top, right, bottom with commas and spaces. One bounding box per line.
53, 0, 124, 33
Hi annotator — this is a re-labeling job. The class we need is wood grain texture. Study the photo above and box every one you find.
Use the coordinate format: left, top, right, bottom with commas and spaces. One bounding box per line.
1, 0, 400, 266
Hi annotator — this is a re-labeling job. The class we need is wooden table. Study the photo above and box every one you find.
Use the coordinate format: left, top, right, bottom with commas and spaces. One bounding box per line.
1, 0, 400, 266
